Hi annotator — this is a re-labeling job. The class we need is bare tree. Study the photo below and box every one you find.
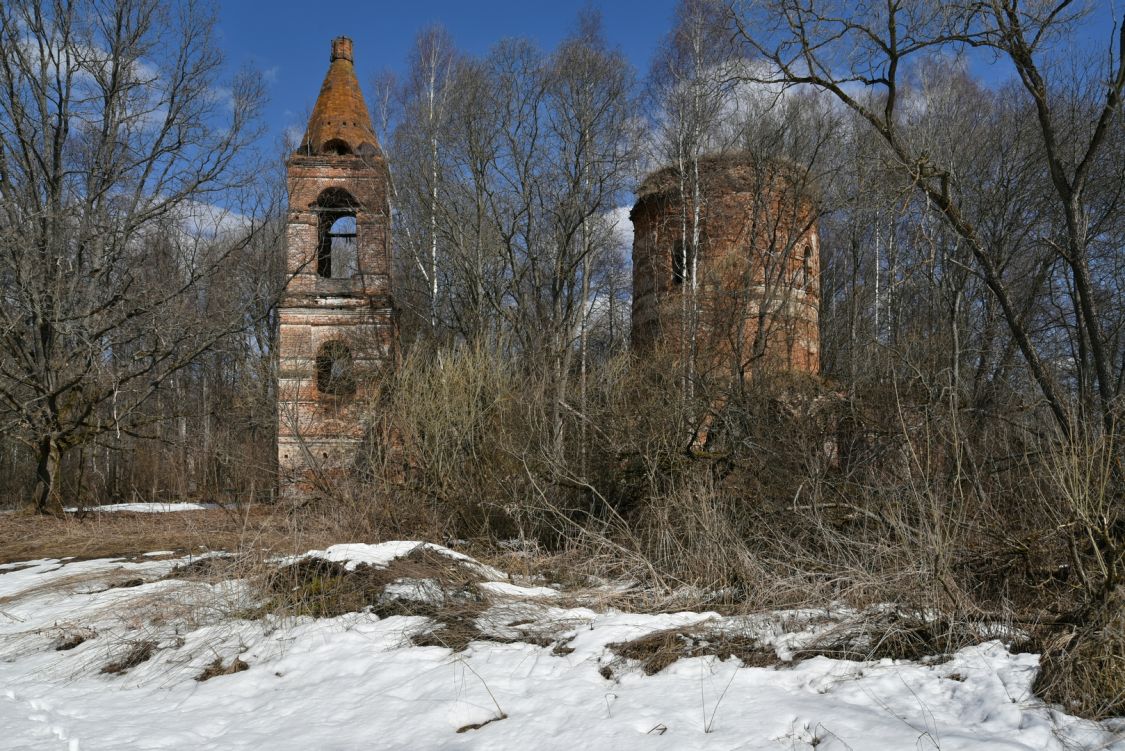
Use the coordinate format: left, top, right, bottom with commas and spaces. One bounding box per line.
387, 18, 637, 463
537, 13, 638, 454
0, 0, 268, 513
818, 67, 1056, 412
392, 26, 459, 336
729, 0, 1125, 442
725, 0, 1125, 618
647, 0, 741, 399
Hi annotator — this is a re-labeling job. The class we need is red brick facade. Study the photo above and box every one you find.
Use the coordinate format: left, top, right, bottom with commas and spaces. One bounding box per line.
278, 38, 395, 496
631, 152, 820, 381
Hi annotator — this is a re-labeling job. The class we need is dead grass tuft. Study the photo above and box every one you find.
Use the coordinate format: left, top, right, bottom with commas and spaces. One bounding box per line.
101, 640, 156, 675
608, 625, 778, 675
456, 713, 508, 733
53, 626, 96, 651
410, 605, 488, 652
260, 558, 391, 619
792, 611, 994, 662
196, 656, 249, 682
250, 546, 572, 653
165, 554, 237, 580
259, 546, 487, 620
1032, 593, 1125, 720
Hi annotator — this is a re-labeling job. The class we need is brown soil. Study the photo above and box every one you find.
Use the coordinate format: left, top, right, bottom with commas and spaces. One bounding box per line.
0, 507, 349, 564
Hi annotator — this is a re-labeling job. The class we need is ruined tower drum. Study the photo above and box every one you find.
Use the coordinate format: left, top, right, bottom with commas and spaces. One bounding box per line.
630, 152, 820, 380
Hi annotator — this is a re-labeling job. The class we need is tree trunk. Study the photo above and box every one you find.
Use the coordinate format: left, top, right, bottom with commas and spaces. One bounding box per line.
32, 436, 64, 516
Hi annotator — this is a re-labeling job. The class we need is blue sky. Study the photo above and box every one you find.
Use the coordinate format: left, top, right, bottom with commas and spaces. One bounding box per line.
215, 0, 1120, 157
217, 0, 678, 151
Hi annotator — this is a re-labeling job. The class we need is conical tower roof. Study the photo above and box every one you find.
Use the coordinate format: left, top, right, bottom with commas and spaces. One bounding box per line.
298, 37, 380, 157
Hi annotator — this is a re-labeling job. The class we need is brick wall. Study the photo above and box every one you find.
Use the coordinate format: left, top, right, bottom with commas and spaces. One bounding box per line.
630, 152, 820, 380
277, 39, 396, 497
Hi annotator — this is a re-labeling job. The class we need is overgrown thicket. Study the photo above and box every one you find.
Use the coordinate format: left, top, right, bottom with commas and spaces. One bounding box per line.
348, 1, 1122, 717
354, 345, 1103, 615
345, 339, 1121, 714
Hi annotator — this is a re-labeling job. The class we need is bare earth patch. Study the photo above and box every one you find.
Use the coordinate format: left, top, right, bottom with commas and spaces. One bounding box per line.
0, 506, 352, 564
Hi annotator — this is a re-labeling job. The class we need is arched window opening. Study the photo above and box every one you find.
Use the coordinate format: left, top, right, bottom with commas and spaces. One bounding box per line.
315, 340, 356, 396
672, 240, 693, 285
316, 187, 356, 207
322, 138, 352, 156
315, 188, 359, 279
318, 215, 357, 279
797, 244, 812, 288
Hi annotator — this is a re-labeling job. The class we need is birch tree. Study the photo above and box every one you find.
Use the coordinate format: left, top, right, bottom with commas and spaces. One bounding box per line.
393, 26, 459, 336
648, 0, 740, 398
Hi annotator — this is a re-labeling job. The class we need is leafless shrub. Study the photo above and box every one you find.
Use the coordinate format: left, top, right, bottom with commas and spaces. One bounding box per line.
1032, 588, 1125, 720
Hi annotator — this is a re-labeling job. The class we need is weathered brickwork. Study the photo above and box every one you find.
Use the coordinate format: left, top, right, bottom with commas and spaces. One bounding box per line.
277, 38, 395, 496
631, 152, 820, 379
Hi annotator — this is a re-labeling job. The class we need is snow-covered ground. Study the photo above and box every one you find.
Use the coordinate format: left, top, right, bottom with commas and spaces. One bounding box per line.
62, 502, 220, 513
0, 543, 1121, 750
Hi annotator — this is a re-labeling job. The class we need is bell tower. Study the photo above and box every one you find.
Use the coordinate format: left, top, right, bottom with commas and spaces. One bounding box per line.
277, 37, 395, 496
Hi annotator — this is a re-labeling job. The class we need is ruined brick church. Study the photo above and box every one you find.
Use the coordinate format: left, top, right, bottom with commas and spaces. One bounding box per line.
277, 38, 394, 495
277, 40, 819, 495
630, 153, 820, 379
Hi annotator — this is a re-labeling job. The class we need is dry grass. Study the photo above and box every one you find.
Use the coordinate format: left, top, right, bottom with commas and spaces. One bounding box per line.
0, 506, 354, 564
253, 546, 487, 620
236, 545, 517, 653
409, 604, 491, 652
604, 611, 1019, 681
792, 611, 1008, 663
53, 626, 97, 651
607, 625, 778, 676
242, 546, 565, 653
456, 714, 508, 733
100, 640, 156, 675
257, 558, 393, 618
0, 565, 168, 609
1032, 591, 1125, 720
196, 656, 250, 682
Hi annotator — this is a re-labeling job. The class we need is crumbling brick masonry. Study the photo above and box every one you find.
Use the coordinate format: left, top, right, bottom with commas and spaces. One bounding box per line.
630, 152, 820, 380
277, 38, 396, 496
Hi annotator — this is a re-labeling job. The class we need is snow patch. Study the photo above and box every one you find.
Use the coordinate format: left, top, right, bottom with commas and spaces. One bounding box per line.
304, 541, 506, 579
0, 545, 1121, 750
63, 502, 219, 513
479, 581, 560, 599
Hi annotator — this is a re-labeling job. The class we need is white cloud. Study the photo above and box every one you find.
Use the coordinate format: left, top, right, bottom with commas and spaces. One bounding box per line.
606, 205, 634, 251
176, 200, 251, 241
207, 85, 236, 111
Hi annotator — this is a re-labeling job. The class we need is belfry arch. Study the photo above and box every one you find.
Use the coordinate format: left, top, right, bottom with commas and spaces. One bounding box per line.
315, 188, 358, 279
